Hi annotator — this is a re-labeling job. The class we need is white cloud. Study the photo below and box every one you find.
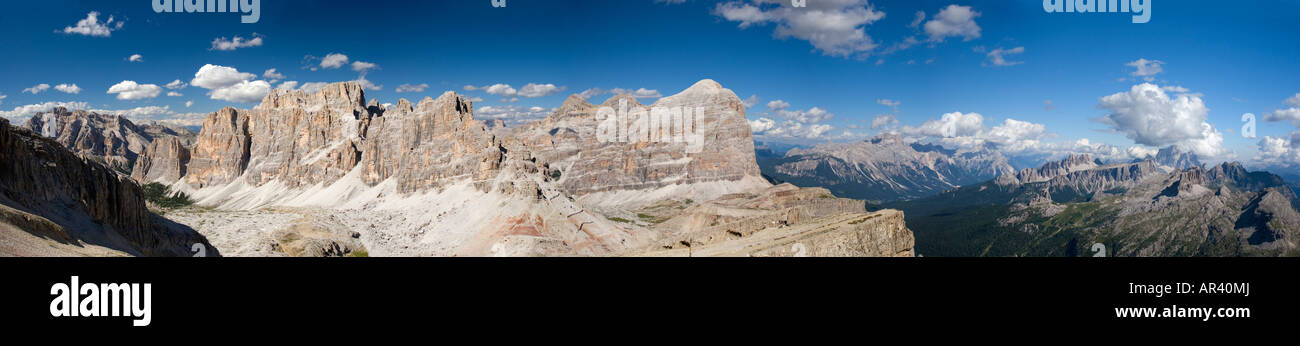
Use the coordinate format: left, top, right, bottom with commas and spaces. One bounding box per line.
1265, 108, 1300, 126
1126, 146, 1159, 159
350, 61, 378, 72
473, 83, 568, 98
185, 101, 194, 108
263, 69, 285, 80
1126, 58, 1164, 82
714, 0, 885, 58
60, 12, 122, 37
742, 95, 760, 108
870, 114, 897, 129
749, 117, 776, 133
609, 87, 661, 99
776, 106, 835, 124
191, 64, 257, 90
1097, 83, 1227, 158
299, 82, 329, 94
0, 94, 6, 106
904, 111, 985, 138
985, 47, 1024, 67
483, 84, 517, 96
1256, 132, 1300, 167
210, 35, 263, 51
107, 81, 162, 100
165, 79, 188, 90
320, 53, 349, 69
128, 54, 143, 62
1286, 93, 1300, 107
275, 81, 299, 91
924, 5, 981, 42
876, 98, 900, 110
353, 76, 382, 91
210, 80, 271, 103
578, 88, 604, 100
54, 84, 81, 94
0, 101, 89, 119
396, 83, 429, 93
167, 91, 183, 97
766, 100, 790, 110
23, 84, 51, 94
190, 64, 270, 103
909, 11, 926, 28
518, 83, 564, 98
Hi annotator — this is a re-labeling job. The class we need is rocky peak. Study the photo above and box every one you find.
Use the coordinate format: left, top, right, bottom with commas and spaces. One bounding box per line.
1153, 145, 1202, 170
23, 107, 153, 174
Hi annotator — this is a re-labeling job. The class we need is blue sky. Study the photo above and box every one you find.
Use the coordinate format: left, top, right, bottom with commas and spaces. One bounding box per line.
2, 0, 1299, 170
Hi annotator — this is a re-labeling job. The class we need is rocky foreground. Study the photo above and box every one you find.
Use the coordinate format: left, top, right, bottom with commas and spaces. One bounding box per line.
2, 79, 914, 257
0, 117, 213, 256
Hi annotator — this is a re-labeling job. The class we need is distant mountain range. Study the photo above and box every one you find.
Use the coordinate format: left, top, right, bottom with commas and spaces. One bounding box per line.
758, 134, 1015, 202
882, 155, 1300, 257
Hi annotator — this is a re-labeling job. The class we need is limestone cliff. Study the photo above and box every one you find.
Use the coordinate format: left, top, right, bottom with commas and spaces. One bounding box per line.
0, 117, 215, 256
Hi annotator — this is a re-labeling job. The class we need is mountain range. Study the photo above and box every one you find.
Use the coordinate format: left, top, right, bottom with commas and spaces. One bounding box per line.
0, 80, 915, 257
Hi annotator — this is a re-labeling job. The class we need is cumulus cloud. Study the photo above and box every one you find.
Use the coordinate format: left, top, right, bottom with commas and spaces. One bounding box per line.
924, 5, 981, 42
870, 114, 897, 129
396, 83, 429, 93
1126, 146, 1159, 159
167, 91, 183, 97
776, 106, 835, 124
1256, 132, 1300, 167
353, 76, 382, 91
262, 69, 285, 80
320, 53, 349, 69
185, 101, 194, 108
1286, 93, 1300, 107
60, 12, 122, 37
190, 64, 270, 103
609, 87, 661, 99
23, 84, 51, 94
876, 98, 900, 111
299, 82, 329, 94
54, 84, 81, 94
209, 80, 271, 103
904, 111, 984, 138
519, 83, 565, 98
1097, 83, 1227, 158
165, 79, 188, 90
767, 100, 790, 110
714, 0, 885, 58
107, 81, 163, 100
275, 81, 299, 91
128, 54, 143, 62
482, 84, 516, 96
750, 117, 836, 139
0, 101, 89, 120
984, 46, 1024, 67
351, 61, 378, 72
1126, 58, 1164, 82
210, 35, 263, 51
191, 64, 257, 90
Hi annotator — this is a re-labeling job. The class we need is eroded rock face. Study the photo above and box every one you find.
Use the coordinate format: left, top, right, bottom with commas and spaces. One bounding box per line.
0, 118, 214, 256
23, 108, 153, 174
506, 79, 762, 195
131, 136, 191, 183
358, 92, 502, 193
185, 107, 251, 188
